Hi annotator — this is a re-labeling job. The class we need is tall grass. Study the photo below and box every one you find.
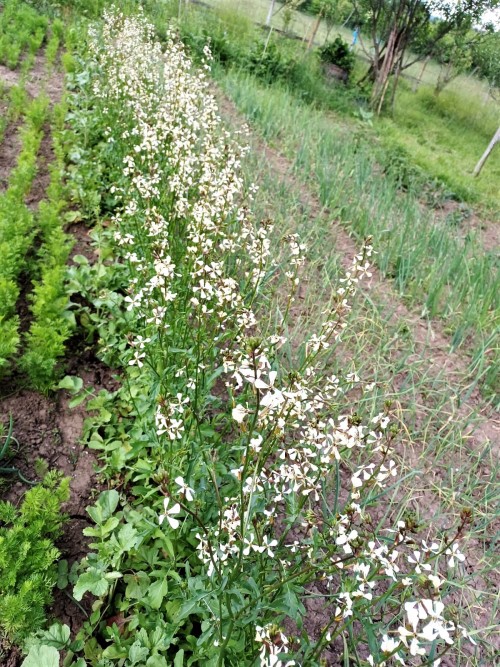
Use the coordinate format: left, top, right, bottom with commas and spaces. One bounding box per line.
216, 68, 499, 398
234, 127, 499, 657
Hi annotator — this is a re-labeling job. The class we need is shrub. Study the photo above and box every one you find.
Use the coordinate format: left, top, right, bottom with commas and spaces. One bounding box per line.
319, 35, 355, 75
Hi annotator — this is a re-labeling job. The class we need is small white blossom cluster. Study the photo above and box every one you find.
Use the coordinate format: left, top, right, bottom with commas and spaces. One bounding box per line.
89, 9, 269, 385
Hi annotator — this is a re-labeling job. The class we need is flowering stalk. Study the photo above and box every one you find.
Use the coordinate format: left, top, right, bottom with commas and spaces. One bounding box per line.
66, 8, 478, 667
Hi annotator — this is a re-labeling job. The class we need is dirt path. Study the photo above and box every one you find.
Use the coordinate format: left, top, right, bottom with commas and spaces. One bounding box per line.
214, 89, 498, 455
0, 52, 63, 100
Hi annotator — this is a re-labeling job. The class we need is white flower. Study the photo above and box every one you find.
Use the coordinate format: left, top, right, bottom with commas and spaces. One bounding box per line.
445, 542, 465, 567
232, 404, 248, 424
159, 498, 181, 529
249, 434, 263, 452
175, 476, 195, 502
380, 636, 404, 664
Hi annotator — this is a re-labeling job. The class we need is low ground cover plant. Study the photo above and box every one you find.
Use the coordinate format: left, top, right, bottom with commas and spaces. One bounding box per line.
0, 471, 69, 646
0, 95, 49, 373
0, 0, 49, 69
23, 9, 482, 666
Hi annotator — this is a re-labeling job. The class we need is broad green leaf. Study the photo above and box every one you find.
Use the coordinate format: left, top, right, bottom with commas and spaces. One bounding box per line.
57, 375, 83, 393
72, 254, 89, 265
146, 656, 169, 667
64, 210, 82, 222
125, 571, 150, 599
57, 560, 69, 589
146, 578, 168, 610
21, 645, 60, 667
102, 644, 127, 659
174, 649, 184, 667
117, 522, 138, 551
69, 392, 89, 408
40, 623, 70, 648
272, 584, 304, 621
177, 595, 206, 621
87, 490, 119, 524
101, 516, 120, 535
129, 642, 149, 665
73, 568, 109, 601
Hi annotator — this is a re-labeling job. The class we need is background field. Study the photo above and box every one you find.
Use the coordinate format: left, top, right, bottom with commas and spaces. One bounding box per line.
202, 0, 500, 210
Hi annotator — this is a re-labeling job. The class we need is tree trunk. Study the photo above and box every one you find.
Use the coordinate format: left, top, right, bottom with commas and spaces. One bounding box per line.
265, 0, 276, 27
389, 53, 404, 113
412, 55, 430, 92
473, 128, 500, 177
372, 27, 398, 113
307, 14, 323, 50
435, 60, 453, 96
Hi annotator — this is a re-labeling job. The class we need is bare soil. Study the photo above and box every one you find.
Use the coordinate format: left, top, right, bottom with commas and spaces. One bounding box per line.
0, 352, 119, 642
0, 120, 21, 193
0, 53, 64, 101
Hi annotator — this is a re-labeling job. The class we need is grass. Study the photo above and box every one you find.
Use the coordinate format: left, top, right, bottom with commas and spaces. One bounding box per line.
204, 0, 354, 43
215, 67, 499, 398
380, 81, 500, 206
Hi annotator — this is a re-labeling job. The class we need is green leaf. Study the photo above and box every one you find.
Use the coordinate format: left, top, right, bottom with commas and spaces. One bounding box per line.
69, 392, 90, 408
125, 571, 150, 599
21, 645, 60, 667
129, 642, 150, 665
57, 375, 83, 393
174, 649, 184, 667
146, 656, 169, 667
40, 623, 70, 648
117, 522, 138, 551
101, 516, 120, 535
72, 254, 89, 265
57, 560, 69, 589
73, 568, 109, 601
87, 490, 119, 524
146, 578, 168, 610
64, 210, 82, 223
177, 595, 207, 621
273, 583, 304, 621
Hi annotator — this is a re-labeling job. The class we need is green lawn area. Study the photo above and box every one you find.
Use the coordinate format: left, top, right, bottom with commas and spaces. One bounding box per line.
203, 0, 500, 213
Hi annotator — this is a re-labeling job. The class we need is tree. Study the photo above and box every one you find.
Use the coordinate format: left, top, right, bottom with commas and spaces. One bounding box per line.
433, 25, 481, 94
471, 29, 500, 96
306, 0, 335, 48
353, 0, 500, 113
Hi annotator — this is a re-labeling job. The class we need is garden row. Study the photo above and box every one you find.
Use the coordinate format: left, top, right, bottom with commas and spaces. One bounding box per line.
22, 10, 478, 667
0, 0, 74, 389
0, 0, 62, 74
